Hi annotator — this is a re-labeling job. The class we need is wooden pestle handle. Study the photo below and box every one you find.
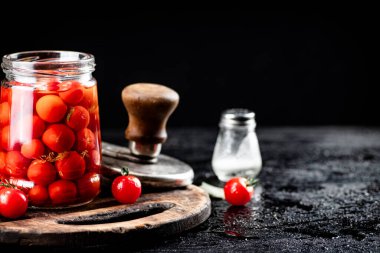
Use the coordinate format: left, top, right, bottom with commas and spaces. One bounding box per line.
122, 83, 179, 145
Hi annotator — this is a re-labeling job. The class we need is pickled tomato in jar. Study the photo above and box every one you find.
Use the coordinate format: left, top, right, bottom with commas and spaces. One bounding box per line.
0, 51, 102, 208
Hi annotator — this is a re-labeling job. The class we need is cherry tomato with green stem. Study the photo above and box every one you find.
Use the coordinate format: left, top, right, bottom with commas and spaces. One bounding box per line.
112, 168, 141, 204
224, 177, 258, 206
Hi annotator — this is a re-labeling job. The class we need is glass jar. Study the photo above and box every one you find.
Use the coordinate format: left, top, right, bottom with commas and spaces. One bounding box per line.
0, 51, 102, 208
212, 108, 262, 182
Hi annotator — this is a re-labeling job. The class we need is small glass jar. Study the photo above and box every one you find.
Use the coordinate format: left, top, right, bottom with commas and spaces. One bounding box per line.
212, 108, 262, 182
0, 51, 102, 208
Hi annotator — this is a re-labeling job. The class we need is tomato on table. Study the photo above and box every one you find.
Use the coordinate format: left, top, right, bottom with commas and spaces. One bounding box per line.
112, 168, 141, 204
77, 172, 100, 201
48, 180, 78, 205
27, 160, 56, 186
0, 188, 28, 219
42, 124, 75, 153
55, 151, 85, 180
224, 177, 258, 206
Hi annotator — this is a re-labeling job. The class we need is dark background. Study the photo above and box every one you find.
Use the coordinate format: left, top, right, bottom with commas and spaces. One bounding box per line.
0, 11, 376, 129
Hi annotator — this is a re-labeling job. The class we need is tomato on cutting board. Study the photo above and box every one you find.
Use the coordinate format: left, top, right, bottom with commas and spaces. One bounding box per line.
112, 168, 141, 204
0, 187, 28, 219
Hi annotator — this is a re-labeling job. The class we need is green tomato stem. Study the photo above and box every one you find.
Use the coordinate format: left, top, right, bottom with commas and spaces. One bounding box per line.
246, 178, 259, 187
121, 167, 129, 176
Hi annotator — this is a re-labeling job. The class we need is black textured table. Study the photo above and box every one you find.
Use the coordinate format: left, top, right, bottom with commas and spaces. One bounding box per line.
2, 127, 379, 252
99, 127, 380, 252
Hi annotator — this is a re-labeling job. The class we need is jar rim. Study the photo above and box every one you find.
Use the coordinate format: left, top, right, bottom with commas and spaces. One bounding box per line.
2, 50, 95, 82
2, 50, 94, 65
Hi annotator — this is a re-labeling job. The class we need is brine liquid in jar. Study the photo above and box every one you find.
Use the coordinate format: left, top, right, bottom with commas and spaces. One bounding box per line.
0, 51, 102, 208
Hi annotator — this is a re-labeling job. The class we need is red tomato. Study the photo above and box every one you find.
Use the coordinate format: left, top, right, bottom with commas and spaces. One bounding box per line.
36, 95, 67, 123
55, 151, 85, 180
28, 185, 49, 206
66, 106, 90, 131
224, 177, 257, 206
85, 149, 101, 173
42, 124, 75, 153
21, 139, 45, 159
48, 180, 77, 205
0, 102, 10, 126
0, 125, 20, 151
5, 151, 31, 178
76, 128, 95, 152
111, 168, 141, 204
0, 151, 7, 175
32, 115, 46, 139
45, 79, 60, 91
59, 81, 84, 105
0, 87, 11, 103
1, 125, 12, 151
76, 172, 100, 201
34, 90, 59, 111
0, 188, 28, 219
27, 160, 56, 186
88, 107, 100, 132
78, 85, 97, 109
33, 78, 60, 91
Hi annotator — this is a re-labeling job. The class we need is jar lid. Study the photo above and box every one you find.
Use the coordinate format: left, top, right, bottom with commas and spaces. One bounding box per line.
220, 108, 256, 127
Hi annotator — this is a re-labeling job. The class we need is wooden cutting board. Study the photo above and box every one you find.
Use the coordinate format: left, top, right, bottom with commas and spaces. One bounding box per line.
0, 185, 211, 247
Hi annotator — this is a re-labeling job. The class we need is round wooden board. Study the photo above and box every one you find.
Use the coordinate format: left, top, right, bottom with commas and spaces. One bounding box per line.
0, 185, 211, 247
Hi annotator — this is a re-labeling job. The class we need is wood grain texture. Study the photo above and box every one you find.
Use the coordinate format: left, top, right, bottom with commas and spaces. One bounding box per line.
0, 185, 211, 247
